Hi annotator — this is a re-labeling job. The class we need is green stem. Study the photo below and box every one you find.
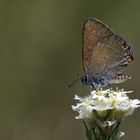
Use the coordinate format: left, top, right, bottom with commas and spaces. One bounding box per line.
109, 120, 121, 140
91, 128, 98, 140
83, 121, 93, 140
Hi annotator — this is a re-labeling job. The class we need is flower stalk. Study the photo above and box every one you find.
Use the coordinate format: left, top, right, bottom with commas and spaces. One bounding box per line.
72, 88, 140, 140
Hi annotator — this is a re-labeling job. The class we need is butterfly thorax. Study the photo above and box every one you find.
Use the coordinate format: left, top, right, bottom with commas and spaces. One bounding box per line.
81, 74, 107, 89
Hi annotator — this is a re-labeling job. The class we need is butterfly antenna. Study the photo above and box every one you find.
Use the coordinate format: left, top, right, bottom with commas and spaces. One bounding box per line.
66, 75, 81, 89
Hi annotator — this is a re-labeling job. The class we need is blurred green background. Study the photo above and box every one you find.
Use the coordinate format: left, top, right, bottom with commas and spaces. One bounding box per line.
0, 0, 140, 140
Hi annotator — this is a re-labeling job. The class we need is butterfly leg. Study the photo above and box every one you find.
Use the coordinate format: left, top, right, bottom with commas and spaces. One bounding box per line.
91, 82, 99, 91
107, 82, 112, 90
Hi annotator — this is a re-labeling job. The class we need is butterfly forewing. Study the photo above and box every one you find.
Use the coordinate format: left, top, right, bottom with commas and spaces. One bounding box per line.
82, 18, 133, 80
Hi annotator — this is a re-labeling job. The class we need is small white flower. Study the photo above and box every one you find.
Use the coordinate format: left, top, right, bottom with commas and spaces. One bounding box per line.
114, 99, 131, 111
131, 99, 140, 108
74, 95, 84, 101
103, 120, 116, 128
124, 99, 140, 116
72, 88, 140, 121
117, 131, 125, 138
72, 88, 140, 140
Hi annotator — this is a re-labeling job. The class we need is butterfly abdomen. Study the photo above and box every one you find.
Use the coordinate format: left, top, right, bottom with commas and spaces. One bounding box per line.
109, 74, 131, 84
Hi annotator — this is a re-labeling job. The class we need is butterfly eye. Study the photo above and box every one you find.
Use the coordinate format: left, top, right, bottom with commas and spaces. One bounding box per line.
81, 75, 88, 85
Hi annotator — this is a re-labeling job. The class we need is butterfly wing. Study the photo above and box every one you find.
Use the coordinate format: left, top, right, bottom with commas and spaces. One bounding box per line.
82, 18, 133, 81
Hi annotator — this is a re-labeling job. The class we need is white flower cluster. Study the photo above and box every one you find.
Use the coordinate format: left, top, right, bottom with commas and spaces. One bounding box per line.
72, 89, 140, 121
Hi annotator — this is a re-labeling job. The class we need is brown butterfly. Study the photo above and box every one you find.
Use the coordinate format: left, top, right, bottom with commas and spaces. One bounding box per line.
81, 18, 133, 89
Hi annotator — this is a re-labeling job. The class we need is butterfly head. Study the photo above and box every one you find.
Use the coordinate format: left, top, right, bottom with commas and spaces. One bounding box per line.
81, 74, 88, 86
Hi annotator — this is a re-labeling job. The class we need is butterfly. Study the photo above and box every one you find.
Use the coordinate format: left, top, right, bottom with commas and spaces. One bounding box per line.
81, 18, 134, 89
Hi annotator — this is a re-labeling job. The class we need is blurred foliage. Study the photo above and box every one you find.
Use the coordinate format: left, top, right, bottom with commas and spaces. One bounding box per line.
0, 0, 139, 140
